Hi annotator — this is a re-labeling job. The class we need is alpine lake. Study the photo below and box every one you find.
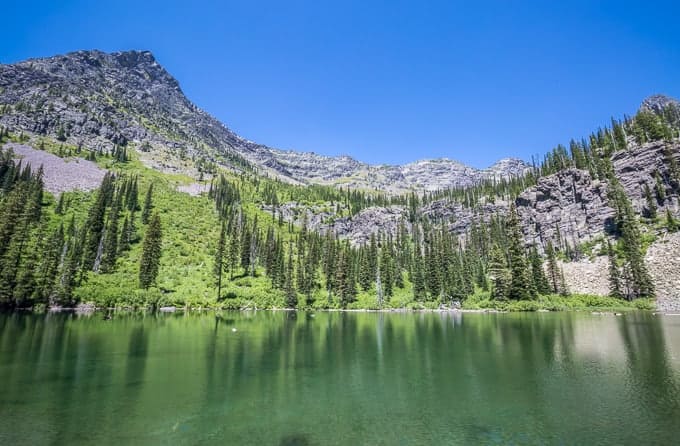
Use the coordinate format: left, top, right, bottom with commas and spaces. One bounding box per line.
1, 310, 680, 445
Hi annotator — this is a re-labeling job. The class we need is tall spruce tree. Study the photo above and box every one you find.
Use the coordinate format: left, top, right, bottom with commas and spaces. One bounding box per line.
141, 183, 154, 224
609, 181, 654, 298
607, 240, 623, 298
284, 242, 297, 308
379, 242, 394, 298
545, 241, 561, 294
666, 209, 679, 232
643, 183, 657, 219
139, 213, 163, 289
488, 244, 510, 300
529, 246, 551, 295
214, 221, 227, 299
506, 204, 532, 300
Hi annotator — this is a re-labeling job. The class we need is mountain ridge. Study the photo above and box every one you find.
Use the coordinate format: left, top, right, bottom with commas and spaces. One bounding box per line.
0, 49, 530, 192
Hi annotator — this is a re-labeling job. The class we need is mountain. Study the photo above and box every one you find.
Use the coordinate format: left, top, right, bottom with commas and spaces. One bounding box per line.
0, 49, 529, 192
270, 149, 528, 192
1, 49, 680, 312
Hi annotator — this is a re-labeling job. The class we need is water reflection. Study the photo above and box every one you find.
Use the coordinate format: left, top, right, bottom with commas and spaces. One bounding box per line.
0, 311, 679, 445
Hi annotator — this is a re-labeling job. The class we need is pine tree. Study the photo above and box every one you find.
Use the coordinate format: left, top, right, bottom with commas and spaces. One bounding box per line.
127, 177, 139, 211
57, 221, 82, 305
545, 241, 561, 294
141, 183, 154, 224
380, 242, 394, 298
284, 242, 297, 308
529, 247, 551, 295
358, 247, 372, 291
240, 220, 252, 274
643, 183, 657, 219
607, 240, 623, 298
506, 204, 531, 300
214, 221, 227, 299
334, 246, 356, 308
35, 224, 64, 302
654, 172, 666, 203
139, 213, 162, 289
100, 195, 121, 273
227, 219, 240, 279
666, 209, 679, 232
118, 216, 131, 253
411, 245, 426, 301
82, 174, 113, 270
559, 267, 569, 297
488, 244, 510, 300
610, 181, 654, 298
55, 193, 66, 215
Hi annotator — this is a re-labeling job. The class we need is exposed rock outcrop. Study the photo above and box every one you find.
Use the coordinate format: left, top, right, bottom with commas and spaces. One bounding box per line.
244, 149, 530, 193
3, 142, 106, 194
559, 256, 610, 297
646, 232, 680, 312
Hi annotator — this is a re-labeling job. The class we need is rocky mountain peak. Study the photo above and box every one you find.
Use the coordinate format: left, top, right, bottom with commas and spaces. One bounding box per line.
640, 94, 680, 114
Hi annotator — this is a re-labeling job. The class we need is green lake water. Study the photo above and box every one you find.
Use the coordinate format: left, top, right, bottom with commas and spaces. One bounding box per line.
1, 311, 680, 445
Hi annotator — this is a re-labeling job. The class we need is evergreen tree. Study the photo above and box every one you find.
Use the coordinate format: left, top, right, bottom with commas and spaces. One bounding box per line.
284, 242, 297, 308
379, 242, 394, 298
214, 221, 227, 299
82, 174, 113, 271
488, 244, 510, 300
118, 215, 131, 253
139, 213, 162, 289
141, 183, 154, 224
666, 209, 679, 232
607, 240, 623, 298
240, 220, 253, 275
57, 222, 82, 305
55, 193, 66, 215
529, 247, 551, 295
358, 247, 373, 291
335, 246, 356, 308
100, 195, 121, 273
609, 181, 654, 298
35, 224, 64, 302
127, 177, 139, 211
506, 204, 531, 300
643, 183, 657, 219
545, 241, 561, 294
411, 246, 426, 301
227, 219, 240, 279
654, 172, 666, 203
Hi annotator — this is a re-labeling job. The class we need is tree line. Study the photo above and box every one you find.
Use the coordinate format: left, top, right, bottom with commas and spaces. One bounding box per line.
0, 148, 163, 309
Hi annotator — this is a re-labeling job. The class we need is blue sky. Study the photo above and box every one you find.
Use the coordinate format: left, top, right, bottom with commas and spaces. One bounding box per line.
2, 1, 679, 167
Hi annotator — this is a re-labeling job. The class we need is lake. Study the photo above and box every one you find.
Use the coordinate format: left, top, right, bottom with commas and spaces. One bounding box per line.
1, 311, 680, 445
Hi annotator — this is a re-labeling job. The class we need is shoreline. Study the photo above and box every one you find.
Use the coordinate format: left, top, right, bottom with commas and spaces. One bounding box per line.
6, 304, 663, 315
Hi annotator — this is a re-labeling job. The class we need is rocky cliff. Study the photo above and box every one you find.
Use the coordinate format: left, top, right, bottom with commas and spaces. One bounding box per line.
304, 141, 672, 249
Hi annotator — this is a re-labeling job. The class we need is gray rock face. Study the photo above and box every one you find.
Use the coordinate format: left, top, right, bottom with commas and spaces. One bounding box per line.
646, 232, 680, 312
3, 142, 106, 194
323, 141, 680, 248
640, 94, 680, 114
325, 206, 410, 245
261, 202, 344, 230
270, 149, 530, 193
0, 49, 529, 192
515, 168, 614, 248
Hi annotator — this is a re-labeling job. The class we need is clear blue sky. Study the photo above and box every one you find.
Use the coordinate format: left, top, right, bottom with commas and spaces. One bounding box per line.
2, 1, 679, 167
